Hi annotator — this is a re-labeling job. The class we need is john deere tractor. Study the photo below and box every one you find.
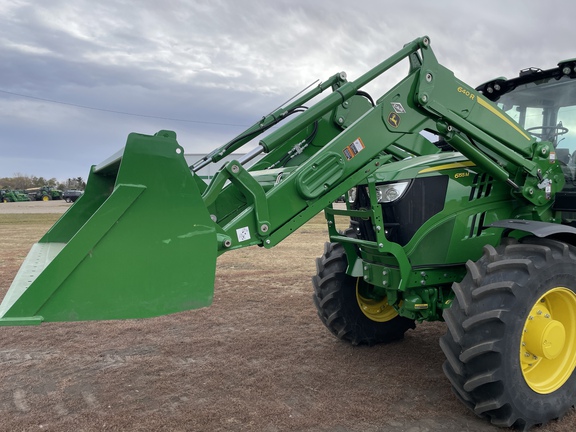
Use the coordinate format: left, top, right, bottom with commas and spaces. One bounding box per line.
26, 186, 62, 201
0, 189, 31, 202
1, 37, 576, 429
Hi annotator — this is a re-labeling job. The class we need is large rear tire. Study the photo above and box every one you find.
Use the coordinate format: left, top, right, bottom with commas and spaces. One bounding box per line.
312, 240, 415, 345
441, 237, 576, 429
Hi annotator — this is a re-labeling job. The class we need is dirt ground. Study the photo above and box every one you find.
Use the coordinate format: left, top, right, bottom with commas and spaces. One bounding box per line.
0, 201, 575, 432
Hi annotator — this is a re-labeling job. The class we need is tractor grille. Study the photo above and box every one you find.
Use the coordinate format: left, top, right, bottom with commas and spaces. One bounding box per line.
380, 176, 449, 246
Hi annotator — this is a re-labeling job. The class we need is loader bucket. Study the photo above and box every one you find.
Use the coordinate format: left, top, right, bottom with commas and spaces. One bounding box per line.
0, 130, 218, 326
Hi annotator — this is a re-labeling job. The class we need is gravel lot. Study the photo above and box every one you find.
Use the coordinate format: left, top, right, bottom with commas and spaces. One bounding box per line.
0, 200, 70, 214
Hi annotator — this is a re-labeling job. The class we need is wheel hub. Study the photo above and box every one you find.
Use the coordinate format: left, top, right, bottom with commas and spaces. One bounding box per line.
356, 279, 398, 323
523, 305, 565, 360
520, 287, 576, 394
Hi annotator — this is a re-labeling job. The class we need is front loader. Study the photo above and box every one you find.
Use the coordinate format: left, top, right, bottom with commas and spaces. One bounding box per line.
1, 36, 576, 429
1, 189, 30, 202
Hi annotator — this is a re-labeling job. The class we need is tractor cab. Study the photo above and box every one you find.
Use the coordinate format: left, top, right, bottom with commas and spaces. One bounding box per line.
478, 60, 576, 214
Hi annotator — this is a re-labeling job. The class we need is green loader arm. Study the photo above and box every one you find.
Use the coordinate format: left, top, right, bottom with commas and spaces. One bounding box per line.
0, 36, 561, 325
203, 36, 561, 253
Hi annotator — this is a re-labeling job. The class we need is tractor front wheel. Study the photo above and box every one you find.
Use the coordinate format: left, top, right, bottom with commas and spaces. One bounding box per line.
312, 240, 415, 345
441, 237, 576, 429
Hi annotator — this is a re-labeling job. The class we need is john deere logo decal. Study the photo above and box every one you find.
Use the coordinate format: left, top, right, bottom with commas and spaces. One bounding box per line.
387, 112, 401, 128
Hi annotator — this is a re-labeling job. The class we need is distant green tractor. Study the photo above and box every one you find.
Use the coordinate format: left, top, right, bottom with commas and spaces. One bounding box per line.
26, 187, 62, 201
0, 189, 30, 203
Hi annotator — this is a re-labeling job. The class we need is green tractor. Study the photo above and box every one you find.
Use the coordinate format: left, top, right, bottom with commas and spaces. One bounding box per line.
26, 186, 62, 201
0, 189, 31, 202
1, 36, 576, 429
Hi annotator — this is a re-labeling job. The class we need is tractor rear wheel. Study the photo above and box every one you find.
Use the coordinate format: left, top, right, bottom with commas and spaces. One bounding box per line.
441, 237, 576, 429
312, 240, 415, 345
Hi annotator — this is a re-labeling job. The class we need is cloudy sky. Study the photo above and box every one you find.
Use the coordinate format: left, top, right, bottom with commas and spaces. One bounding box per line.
1, 0, 574, 182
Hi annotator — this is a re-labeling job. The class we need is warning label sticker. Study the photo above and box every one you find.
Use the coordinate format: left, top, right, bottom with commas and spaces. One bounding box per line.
236, 227, 251, 242
391, 102, 406, 114
343, 138, 365, 161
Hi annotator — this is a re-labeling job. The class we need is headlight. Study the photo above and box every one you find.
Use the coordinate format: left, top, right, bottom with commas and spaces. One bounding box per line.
375, 181, 410, 203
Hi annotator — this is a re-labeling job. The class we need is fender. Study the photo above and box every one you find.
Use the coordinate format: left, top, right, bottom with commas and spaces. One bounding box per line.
488, 219, 576, 243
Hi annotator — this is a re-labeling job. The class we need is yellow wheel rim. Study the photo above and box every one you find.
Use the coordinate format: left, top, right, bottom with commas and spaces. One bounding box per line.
356, 278, 398, 322
520, 287, 576, 394
42, 195, 49, 201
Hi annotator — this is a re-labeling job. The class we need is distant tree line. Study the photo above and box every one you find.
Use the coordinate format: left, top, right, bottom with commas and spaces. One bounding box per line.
0, 174, 85, 191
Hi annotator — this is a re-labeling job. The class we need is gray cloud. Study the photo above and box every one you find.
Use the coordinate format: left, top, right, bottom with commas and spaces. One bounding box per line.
1, 0, 575, 180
